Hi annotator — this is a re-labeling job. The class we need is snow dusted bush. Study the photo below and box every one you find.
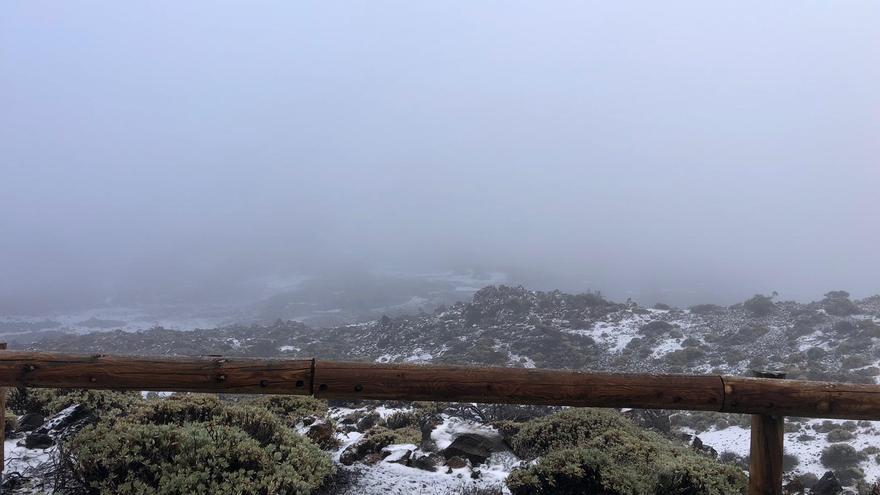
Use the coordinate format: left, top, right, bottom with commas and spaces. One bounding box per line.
506, 409, 746, 495
820, 444, 865, 470
66, 395, 333, 494
826, 428, 855, 442
743, 294, 776, 317
8, 387, 138, 417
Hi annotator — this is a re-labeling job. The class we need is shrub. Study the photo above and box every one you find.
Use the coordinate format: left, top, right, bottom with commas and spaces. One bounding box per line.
841, 355, 870, 370
689, 304, 724, 315
249, 396, 328, 424
9, 388, 138, 417
827, 429, 855, 442
4, 409, 17, 433
66, 396, 333, 494
640, 320, 674, 337
806, 347, 826, 361
835, 466, 865, 486
820, 444, 864, 470
743, 294, 776, 317
665, 348, 706, 366
813, 420, 836, 433
822, 291, 860, 316
506, 409, 746, 494
507, 448, 641, 494
384, 411, 420, 429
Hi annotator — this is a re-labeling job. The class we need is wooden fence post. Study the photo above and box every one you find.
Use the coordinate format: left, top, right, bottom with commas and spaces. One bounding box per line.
1, 342, 6, 478
748, 370, 786, 495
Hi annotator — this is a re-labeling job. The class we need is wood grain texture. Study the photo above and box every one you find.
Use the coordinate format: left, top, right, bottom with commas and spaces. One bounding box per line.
722, 376, 880, 420
1, 351, 880, 420
748, 413, 784, 495
0, 352, 314, 395
313, 361, 725, 410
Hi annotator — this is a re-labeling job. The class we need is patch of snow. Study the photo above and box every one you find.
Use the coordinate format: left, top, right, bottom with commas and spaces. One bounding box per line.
651, 338, 684, 359
431, 415, 501, 451
403, 349, 433, 363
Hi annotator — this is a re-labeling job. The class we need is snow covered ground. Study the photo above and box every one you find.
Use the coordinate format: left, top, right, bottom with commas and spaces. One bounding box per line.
327, 407, 516, 494
692, 418, 880, 483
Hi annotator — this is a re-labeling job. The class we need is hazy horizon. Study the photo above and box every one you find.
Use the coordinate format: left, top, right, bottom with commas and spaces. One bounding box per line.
2, 1, 879, 313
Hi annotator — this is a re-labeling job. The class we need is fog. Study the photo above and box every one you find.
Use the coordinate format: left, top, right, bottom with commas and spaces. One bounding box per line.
2, 1, 879, 313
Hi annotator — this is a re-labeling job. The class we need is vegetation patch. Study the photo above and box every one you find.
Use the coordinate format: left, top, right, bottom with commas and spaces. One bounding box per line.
65, 394, 333, 494
506, 408, 746, 495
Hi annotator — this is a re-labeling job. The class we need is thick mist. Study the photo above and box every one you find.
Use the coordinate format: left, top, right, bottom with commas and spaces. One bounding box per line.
2, 1, 879, 313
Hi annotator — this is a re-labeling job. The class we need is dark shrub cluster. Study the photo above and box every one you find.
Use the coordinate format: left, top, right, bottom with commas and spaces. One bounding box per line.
743, 294, 776, 317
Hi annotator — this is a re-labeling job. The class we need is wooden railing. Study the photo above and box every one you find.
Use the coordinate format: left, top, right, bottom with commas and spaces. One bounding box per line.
2, 349, 880, 494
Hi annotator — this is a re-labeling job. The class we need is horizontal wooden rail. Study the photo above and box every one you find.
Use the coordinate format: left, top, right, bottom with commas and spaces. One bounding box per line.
0, 350, 878, 420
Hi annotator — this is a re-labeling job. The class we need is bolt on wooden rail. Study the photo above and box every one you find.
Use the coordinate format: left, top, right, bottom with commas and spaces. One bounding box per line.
2, 348, 880, 494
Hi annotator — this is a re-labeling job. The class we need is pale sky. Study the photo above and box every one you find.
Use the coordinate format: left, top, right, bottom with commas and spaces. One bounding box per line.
2, 1, 879, 311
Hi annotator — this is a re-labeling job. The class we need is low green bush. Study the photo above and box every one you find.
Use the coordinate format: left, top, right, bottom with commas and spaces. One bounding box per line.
8, 388, 138, 417
66, 395, 333, 494
248, 396, 328, 424
506, 409, 746, 494
827, 429, 855, 442
820, 444, 865, 470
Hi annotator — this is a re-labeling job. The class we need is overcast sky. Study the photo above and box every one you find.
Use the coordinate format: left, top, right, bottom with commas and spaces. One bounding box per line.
2, 1, 879, 311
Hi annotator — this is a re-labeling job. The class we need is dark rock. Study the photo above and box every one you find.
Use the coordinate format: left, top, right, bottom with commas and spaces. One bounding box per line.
445, 456, 468, 469
639, 320, 673, 336
387, 449, 412, 465
691, 436, 717, 459
306, 421, 339, 449
24, 432, 54, 449
363, 452, 388, 464
50, 404, 93, 431
782, 478, 804, 495
419, 414, 442, 451
410, 453, 441, 471
356, 412, 381, 432
17, 413, 45, 432
442, 433, 499, 465
813, 471, 842, 495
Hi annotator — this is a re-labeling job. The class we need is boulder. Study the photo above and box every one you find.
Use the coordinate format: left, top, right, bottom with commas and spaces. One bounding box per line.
812, 471, 842, 495
782, 478, 804, 495
442, 433, 497, 465
24, 432, 54, 449
17, 413, 45, 432
387, 449, 412, 465
356, 412, 381, 432
50, 404, 93, 431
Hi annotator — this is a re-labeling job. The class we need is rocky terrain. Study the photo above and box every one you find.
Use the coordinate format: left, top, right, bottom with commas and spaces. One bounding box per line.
4, 285, 880, 494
